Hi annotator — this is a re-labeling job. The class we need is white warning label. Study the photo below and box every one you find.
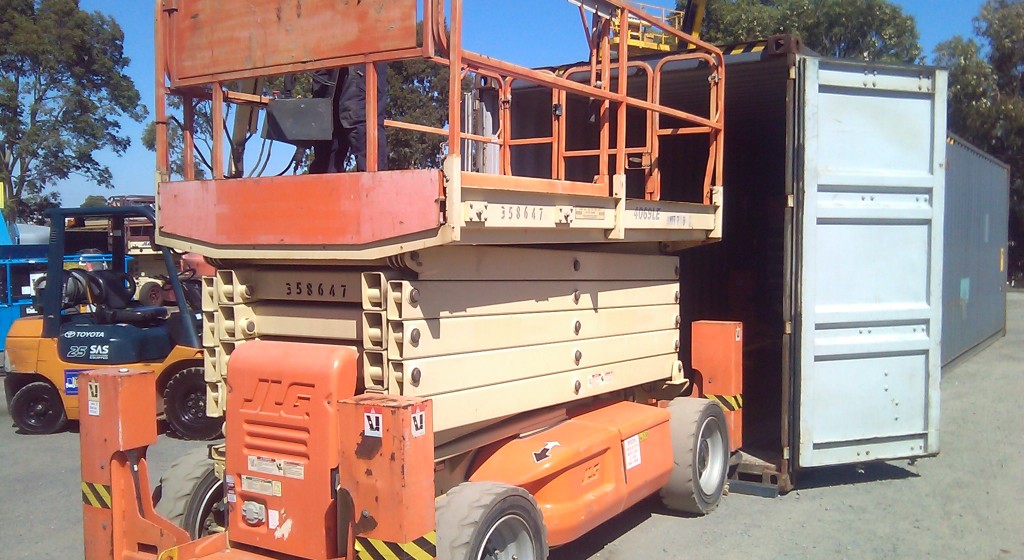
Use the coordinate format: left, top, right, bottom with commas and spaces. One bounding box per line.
241, 475, 282, 497
225, 475, 236, 503
87, 381, 100, 416
623, 434, 642, 470
248, 456, 283, 476
282, 461, 305, 480
246, 456, 306, 480
268, 509, 280, 530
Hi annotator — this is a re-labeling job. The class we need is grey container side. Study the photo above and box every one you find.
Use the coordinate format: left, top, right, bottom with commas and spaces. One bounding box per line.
941, 134, 1010, 367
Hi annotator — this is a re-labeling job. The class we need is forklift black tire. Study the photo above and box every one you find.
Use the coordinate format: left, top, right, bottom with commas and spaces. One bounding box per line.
163, 368, 222, 441
435, 482, 548, 560
138, 280, 164, 306
660, 397, 730, 515
10, 381, 68, 435
154, 447, 224, 539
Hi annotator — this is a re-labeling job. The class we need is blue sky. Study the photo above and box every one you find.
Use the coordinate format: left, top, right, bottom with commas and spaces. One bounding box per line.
55, 0, 985, 207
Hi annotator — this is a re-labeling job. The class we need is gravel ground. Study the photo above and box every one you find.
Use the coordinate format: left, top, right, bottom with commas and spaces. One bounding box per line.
2, 292, 1021, 559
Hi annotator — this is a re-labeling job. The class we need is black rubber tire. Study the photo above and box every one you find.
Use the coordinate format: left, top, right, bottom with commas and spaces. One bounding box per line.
659, 397, 730, 515
435, 482, 548, 560
163, 368, 223, 440
138, 280, 165, 306
154, 447, 224, 539
10, 381, 68, 435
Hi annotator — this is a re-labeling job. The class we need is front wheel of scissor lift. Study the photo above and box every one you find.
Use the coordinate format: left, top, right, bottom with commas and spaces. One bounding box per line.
153, 447, 225, 538
435, 482, 548, 560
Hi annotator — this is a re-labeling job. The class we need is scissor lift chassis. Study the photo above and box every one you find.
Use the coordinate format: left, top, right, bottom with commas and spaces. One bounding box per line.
101, 0, 740, 558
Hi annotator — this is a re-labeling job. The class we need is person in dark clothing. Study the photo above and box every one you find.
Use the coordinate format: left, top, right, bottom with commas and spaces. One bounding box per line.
310, 63, 388, 173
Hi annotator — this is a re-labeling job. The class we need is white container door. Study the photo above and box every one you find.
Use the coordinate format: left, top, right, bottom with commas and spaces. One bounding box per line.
796, 58, 947, 467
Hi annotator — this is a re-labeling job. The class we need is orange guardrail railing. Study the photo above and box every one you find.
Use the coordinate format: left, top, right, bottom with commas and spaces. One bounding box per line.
155, 0, 724, 203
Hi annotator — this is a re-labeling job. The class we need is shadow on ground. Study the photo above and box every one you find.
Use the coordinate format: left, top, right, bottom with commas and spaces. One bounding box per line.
791, 461, 919, 491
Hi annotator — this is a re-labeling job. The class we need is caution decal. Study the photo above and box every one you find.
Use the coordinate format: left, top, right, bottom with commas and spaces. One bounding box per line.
355, 531, 437, 560
704, 393, 744, 412
81, 481, 112, 509
723, 42, 766, 56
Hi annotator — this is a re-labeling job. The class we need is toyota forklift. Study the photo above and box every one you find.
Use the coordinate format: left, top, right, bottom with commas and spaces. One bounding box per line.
3, 206, 221, 440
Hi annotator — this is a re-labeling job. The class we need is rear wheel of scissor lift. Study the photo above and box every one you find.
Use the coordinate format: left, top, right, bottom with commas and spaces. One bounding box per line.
659, 397, 730, 515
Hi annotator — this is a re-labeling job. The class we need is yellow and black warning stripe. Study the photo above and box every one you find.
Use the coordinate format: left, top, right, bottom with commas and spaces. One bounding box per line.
722, 41, 766, 56
81, 481, 112, 509
355, 531, 436, 560
705, 393, 744, 412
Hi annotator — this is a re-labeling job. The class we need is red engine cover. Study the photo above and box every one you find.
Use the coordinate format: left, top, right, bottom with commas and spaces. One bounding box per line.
225, 340, 358, 560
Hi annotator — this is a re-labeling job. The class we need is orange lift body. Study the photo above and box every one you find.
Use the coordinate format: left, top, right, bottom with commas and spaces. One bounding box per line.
75, 1, 742, 559
692, 320, 744, 450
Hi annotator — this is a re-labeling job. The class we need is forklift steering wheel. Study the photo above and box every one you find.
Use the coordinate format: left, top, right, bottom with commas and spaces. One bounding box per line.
120, 272, 138, 301
64, 269, 105, 308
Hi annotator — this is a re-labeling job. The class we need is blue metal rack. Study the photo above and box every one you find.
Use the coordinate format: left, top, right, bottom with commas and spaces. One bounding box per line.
0, 247, 119, 351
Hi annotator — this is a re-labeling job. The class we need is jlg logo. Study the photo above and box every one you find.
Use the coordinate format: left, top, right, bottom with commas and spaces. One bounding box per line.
239, 380, 315, 418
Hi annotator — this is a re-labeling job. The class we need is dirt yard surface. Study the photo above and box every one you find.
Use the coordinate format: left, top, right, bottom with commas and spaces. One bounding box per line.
2, 293, 1021, 559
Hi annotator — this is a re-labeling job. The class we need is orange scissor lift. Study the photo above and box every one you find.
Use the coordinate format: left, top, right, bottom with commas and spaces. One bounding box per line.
78, 1, 744, 559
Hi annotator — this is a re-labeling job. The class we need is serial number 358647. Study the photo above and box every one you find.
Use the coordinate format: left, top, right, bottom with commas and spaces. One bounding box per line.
284, 281, 348, 298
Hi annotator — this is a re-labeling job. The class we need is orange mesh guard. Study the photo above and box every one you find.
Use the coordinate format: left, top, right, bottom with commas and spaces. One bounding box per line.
225, 341, 359, 559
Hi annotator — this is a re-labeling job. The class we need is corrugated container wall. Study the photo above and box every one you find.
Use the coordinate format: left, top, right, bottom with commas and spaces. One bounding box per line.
941, 136, 1010, 365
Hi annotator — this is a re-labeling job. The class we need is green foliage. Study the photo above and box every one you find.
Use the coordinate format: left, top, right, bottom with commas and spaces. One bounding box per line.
692, 0, 921, 63
0, 0, 146, 223
936, 0, 1024, 281
386, 58, 455, 169
141, 111, 209, 181
80, 194, 107, 207
934, 38, 999, 140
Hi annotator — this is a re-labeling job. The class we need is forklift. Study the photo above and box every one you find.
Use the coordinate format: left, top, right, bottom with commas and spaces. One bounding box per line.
3, 206, 221, 440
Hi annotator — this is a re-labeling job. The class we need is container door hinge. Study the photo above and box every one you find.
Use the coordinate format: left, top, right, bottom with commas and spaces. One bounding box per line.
162, 0, 179, 13
784, 321, 792, 335
787, 194, 795, 208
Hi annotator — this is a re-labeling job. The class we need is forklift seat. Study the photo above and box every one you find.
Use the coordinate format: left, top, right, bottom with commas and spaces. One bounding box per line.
94, 305, 169, 325
85, 270, 170, 326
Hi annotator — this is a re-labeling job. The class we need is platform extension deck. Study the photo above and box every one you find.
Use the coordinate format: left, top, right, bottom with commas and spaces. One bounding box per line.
157, 164, 722, 261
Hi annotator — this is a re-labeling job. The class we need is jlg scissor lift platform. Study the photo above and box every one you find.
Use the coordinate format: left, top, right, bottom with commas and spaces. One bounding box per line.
78, 1, 745, 559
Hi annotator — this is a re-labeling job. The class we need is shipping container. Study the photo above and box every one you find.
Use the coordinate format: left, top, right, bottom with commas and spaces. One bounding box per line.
941, 135, 1010, 366
510, 40, 948, 491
